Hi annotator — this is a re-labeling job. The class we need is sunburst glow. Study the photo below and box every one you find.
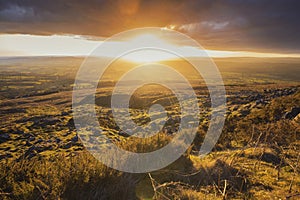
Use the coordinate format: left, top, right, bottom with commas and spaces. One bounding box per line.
1, 33, 300, 61
121, 34, 178, 62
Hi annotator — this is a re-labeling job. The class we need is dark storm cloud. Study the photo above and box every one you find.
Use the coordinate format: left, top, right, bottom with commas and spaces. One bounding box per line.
0, 0, 300, 53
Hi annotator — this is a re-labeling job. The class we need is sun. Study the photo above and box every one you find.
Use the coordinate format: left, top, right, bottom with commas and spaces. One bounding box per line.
121, 34, 177, 63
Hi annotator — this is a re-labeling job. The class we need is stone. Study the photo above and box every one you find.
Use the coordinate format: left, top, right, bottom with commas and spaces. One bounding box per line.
35, 139, 43, 144
283, 107, 300, 119
61, 111, 69, 116
55, 138, 62, 143
43, 117, 60, 126
25, 141, 32, 146
292, 113, 300, 125
71, 135, 79, 143
232, 105, 239, 111
240, 109, 250, 117
67, 118, 75, 129
0, 133, 10, 143
0, 153, 13, 160
62, 142, 72, 149
21, 146, 37, 160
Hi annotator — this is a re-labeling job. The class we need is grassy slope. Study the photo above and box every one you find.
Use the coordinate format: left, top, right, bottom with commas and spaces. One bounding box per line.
0, 57, 299, 199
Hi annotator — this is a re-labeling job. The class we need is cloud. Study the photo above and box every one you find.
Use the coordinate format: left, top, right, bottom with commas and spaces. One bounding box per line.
0, 0, 299, 53
0, 5, 35, 21
177, 21, 230, 33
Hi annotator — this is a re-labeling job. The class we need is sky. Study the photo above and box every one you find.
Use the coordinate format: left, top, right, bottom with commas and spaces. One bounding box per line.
0, 0, 300, 58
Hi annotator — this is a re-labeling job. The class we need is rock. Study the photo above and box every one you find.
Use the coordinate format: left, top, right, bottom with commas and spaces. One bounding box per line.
243, 147, 283, 165
255, 98, 265, 105
35, 139, 43, 144
28, 136, 35, 142
67, 118, 75, 129
55, 138, 62, 143
62, 142, 72, 149
118, 130, 128, 136
34, 143, 53, 153
167, 116, 175, 125
15, 130, 24, 134
21, 146, 37, 160
71, 135, 79, 143
61, 111, 69, 116
1, 146, 11, 151
244, 104, 252, 109
283, 107, 300, 119
25, 141, 32, 146
0, 153, 13, 160
43, 117, 61, 126
240, 109, 250, 117
292, 113, 300, 125
261, 152, 282, 165
125, 129, 133, 135
232, 105, 239, 111
0, 133, 10, 143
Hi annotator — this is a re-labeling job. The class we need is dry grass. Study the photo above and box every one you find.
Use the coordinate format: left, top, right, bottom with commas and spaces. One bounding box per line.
0, 152, 138, 200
